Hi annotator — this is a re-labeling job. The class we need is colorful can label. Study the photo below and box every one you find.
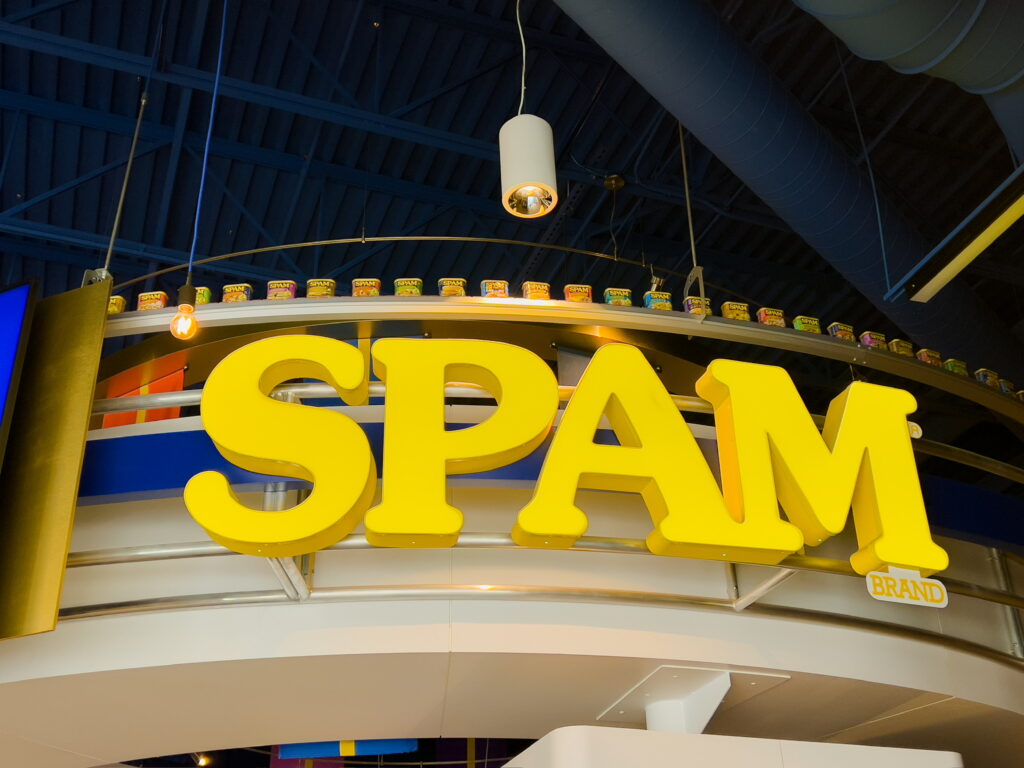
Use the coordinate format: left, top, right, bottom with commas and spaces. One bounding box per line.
998, 379, 1015, 395
394, 278, 424, 296
792, 315, 821, 334
943, 358, 969, 377
644, 291, 673, 310
222, 283, 253, 303
267, 280, 298, 300
438, 278, 467, 297
563, 284, 593, 302
974, 368, 1000, 388
720, 301, 750, 321
916, 348, 942, 366
684, 296, 712, 315
194, 286, 212, 305
352, 278, 381, 297
859, 331, 887, 348
306, 279, 336, 298
757, 307, 786, 327
108, 295, 126, 315
887, 338, 914, 357
137, 291, 169, 311
480, 279, 509, 298
827, 322, 856, 342
604, 288, 632, 306
522, 281, 551, 300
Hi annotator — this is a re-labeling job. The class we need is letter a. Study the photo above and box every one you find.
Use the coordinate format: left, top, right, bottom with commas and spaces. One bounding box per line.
514, 344, 803, 564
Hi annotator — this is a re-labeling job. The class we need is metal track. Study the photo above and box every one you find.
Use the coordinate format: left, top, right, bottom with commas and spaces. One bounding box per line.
104, 296, 1024, 423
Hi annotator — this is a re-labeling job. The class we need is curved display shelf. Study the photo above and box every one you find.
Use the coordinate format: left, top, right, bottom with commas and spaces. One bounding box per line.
106, 296, 1024, 423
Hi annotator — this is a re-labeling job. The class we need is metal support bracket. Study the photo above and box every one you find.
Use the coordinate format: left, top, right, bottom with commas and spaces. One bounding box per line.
597, 665, 789, 733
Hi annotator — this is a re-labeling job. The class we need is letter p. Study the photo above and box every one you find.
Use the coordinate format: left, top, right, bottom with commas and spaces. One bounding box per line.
366, 339, 559, 547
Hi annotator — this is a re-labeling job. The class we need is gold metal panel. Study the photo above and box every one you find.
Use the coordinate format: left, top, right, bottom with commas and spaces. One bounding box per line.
0, 280, 110, 640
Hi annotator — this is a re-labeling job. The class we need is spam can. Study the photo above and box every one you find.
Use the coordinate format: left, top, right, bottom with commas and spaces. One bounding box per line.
644, 291, 672, 310
394, 278, 424, 296
438, 278, 467, 297
888, 338, 914, 357
222, 283, 253, 303
757, 307, 786, 327
792, 315, 821, 334
195, 286, 212, 305
564, 284, 593, 302
267, 280, 298, 300
720, 301, 750, 321
859, 331, 887, 348
352, 278, 381, 297
480, 279, 509, 298
975, 368, 1000, 388
306, 279, 336, 298
137, 290, 169, 311
604, 287, 632, 306
827, 322, 855, 342
999, 379, 1015, 395
916, 348, 942, 366
522, 281, 551, 300
943, 358, 969, 377
108, 295, 126, 315
684, 295, 712, 315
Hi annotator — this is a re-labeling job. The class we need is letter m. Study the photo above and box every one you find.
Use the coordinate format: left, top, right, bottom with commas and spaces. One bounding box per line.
696, 359, 948, 576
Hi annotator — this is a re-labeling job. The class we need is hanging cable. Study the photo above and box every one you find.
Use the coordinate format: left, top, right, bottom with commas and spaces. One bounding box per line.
185, 0, 230, 283
836, 42, 890, 291
677, 123, 699, 270
608, 187, 618, 259
515, 0, 527, 115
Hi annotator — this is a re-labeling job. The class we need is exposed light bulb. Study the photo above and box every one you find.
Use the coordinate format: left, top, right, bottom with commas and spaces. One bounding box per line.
507, 184, 553, 217
170, 303, 199, 340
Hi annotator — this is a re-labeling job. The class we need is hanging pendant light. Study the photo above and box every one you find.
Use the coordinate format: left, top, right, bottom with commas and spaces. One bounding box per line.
499, 114, 558, 218
499, 0, 558, 219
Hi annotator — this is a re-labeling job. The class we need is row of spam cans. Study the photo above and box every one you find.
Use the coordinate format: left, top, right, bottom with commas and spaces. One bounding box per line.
109, 278, 1023, 403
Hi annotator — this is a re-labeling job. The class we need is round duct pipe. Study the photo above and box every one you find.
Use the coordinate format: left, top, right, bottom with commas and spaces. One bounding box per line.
793, 0, 1024, 160
550, 0, 1024, 379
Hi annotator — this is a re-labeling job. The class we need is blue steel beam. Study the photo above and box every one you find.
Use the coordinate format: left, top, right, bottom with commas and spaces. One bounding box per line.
153, 0, 212, 247
0, 141, 168, 218
0, 87, 784, 229
0, 218, 287, 284
324, 205, 455, 279
0, 20, 499, 162
388, 53, 519, 119
259, 0, 360, 108
182, 147, 306, 278
2, 0, 82, 24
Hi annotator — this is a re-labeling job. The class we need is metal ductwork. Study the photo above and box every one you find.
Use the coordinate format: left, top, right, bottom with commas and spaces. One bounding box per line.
794, 0, 1024, 161
551, 0, 1024, 380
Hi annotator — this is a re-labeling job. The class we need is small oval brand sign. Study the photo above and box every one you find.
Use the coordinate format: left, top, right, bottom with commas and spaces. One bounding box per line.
866, 567, 948, 608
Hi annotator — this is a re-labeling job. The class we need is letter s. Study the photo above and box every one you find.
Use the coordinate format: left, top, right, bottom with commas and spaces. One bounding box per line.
184, 336, 376, 556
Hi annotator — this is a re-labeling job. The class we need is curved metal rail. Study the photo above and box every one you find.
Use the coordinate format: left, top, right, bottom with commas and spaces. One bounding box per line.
65, 533, 1024, 610
104, 296, 1024, 423
57, 582, 1024, 670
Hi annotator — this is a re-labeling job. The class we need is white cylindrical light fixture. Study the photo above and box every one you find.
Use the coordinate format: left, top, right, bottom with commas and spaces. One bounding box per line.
499, 114, 559, 218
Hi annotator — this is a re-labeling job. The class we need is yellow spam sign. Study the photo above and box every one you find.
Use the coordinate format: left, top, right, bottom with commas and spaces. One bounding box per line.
184, 337, 949, 576
866, 568, 948, 607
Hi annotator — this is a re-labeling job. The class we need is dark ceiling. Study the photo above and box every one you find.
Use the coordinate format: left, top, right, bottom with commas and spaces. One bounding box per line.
1, 0, 1021, 336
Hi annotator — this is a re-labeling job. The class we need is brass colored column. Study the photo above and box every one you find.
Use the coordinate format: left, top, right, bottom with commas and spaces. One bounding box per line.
0, 280, 110, 640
